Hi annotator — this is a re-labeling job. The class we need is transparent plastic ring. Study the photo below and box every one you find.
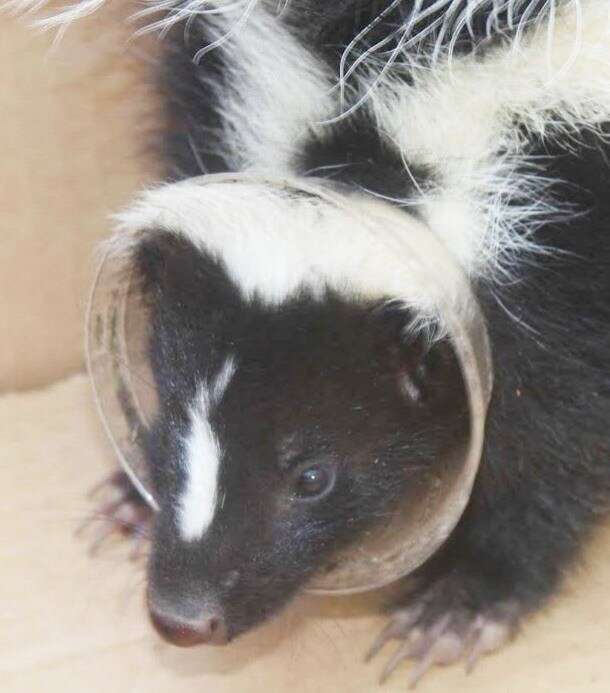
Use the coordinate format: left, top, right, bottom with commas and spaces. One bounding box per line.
86, 172, 493, 595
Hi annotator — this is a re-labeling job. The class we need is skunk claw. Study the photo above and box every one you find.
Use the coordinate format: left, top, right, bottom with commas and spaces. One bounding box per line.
77, 470, 152, 558
368, 583, 519, 686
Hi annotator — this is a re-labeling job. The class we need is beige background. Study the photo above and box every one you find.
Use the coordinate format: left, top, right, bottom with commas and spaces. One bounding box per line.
0, 6, 159, 392
1, 6, 609, 692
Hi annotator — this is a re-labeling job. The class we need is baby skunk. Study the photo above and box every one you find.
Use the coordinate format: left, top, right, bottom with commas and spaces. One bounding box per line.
18, 0, 610, 684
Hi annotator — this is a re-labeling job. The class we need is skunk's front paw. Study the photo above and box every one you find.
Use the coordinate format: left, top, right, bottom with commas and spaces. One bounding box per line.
367, 573, 520, 687
77, 469, 153, 559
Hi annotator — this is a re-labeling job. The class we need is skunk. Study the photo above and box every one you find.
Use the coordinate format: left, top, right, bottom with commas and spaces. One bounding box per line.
14, 0, 610, 685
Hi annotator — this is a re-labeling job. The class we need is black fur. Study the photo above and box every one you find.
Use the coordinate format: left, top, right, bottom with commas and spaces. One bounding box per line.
456, 123, 610, 595
159, 20, 232, 180
296, 111, 432, 202
392, 122, 610, 625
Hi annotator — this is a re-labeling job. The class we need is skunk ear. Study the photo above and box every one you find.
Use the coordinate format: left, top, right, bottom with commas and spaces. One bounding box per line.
373, 305, 458, 406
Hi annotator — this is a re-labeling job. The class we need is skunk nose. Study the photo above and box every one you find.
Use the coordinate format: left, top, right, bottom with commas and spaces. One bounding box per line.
148, 607, 229, 647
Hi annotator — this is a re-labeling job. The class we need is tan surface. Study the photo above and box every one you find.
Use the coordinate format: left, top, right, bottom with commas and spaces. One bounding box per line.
0, 8, 159, 392
1, 373, 609, 692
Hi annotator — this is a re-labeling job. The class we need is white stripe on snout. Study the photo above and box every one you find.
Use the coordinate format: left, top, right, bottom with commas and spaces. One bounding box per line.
179, 357, 236, 542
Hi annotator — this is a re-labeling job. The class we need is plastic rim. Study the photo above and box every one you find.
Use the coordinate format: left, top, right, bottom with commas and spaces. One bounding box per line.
86, 172, 493, 595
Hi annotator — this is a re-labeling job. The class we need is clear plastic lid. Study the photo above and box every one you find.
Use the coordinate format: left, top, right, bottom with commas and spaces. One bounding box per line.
86, 173, 493, 594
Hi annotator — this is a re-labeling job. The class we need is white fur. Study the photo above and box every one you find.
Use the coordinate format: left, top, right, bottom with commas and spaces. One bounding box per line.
113, 175, 479, 339
4, 0, 107, 28
113, 0, 610, 297
126, 0, 610, 283
336, 0, 581, 99
211, 354, 237, 403
201, 4, 332, 172
4, 0, 244, 30
361, 0, 610, 278
179, 355, 236, 541
15, 0, 610, 297
180, 389, 222, 541
132, 0, 260, 38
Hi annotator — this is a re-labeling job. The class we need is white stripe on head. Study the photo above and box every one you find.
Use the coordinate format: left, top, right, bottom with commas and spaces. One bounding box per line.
115, 176, 467, 335
211, 355, 237, 404
178, 355, 236, 542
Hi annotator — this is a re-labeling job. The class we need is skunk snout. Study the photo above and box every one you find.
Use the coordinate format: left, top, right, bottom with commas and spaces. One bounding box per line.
147, 595, 229, 647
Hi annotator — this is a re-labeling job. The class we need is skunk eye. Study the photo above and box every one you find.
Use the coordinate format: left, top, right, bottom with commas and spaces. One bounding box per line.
294, 465, 334, 499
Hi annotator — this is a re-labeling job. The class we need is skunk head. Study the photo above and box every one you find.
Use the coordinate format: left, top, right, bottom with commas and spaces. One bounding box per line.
130, 223, 468, 646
